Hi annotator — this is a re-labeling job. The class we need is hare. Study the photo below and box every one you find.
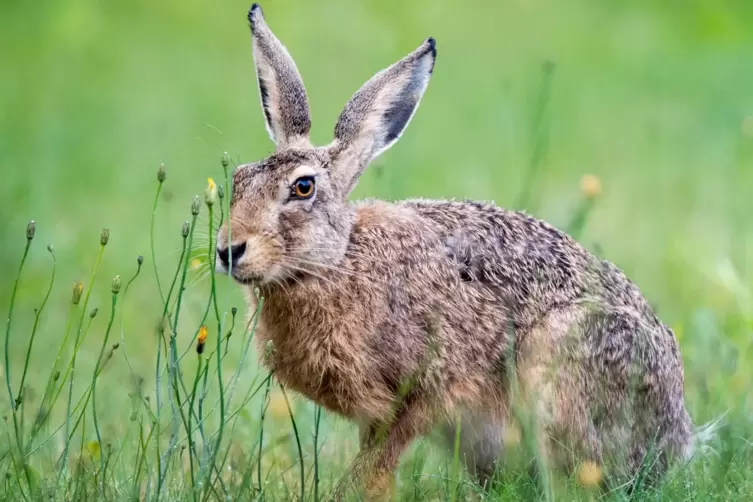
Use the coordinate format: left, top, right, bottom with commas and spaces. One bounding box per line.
216, 3, 694, 499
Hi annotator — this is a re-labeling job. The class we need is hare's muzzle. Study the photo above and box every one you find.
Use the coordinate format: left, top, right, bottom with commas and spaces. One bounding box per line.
216, 241, 247, 270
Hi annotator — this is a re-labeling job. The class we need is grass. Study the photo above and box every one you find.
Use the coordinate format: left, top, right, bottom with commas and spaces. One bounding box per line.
1, 0, 752, 500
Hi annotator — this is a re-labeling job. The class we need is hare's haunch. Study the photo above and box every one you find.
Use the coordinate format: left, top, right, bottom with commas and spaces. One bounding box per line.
216, 4, 693, 499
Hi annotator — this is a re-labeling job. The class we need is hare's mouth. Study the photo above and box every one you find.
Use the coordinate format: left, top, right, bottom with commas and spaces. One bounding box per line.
232, 268, 310, 289
231, 271, 264, 285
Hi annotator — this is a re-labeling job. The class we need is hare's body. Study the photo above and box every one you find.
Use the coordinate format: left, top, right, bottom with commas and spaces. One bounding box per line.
217, 5, 693, 498
254, 199, 692, 483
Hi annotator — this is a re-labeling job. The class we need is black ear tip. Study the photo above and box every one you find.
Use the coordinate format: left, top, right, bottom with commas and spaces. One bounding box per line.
248, 3, 263, 26
425, 37, 437, 58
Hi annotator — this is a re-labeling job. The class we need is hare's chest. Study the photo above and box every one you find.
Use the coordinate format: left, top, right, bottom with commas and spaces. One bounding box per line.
256, 318, 394, 421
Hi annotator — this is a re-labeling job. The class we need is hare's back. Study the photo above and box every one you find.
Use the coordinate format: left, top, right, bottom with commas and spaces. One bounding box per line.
399, 199, 659, 318
397, 199, 597, 328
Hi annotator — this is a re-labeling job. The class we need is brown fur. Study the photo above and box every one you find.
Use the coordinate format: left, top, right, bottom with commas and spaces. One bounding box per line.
216, 4, 693, 499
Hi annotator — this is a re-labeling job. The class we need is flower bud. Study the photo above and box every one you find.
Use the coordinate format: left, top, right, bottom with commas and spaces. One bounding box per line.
111, 275, 121, 295
89, 307, 99, 319
157, 163, 166, 183
221, 152, 230, 168
181, 222, 190, 238
137, 255, 144, 266
231, 307, 238, 317
100, 228, 110, 246
191, 196, 200, 216
72, 282, 84, 305
26, 220, 36, 240
264, 340, 275, 362
217, 184, 225, 200
205, 178, 217, 207
47, 244, 54, 253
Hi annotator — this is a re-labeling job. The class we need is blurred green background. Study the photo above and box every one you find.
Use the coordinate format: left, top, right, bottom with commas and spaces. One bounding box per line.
1, 0, 753, 483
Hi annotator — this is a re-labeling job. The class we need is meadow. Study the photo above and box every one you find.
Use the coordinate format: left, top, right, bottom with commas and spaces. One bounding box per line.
1, 0, 752, 500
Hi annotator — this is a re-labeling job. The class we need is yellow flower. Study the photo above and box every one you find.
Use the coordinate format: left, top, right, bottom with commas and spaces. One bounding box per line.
197, 325, 208, 354
580, 174, 602, 199
577, 460, 603, 488
85, 441, 101, 461
190, 258, 202, 270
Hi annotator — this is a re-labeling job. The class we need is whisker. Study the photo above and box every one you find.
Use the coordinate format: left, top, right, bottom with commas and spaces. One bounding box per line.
282, 263, 339, 289
280, 255, 389, 286
284, 246, 396, 265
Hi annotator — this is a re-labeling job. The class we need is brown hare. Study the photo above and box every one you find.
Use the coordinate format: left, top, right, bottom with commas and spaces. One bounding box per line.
216, 3, 695, 499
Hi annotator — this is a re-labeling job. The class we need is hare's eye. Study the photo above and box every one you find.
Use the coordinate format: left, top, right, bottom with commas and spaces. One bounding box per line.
292, 176, 316, 199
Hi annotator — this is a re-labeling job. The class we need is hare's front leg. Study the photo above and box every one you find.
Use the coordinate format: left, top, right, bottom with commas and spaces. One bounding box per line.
332, 406, 430, 501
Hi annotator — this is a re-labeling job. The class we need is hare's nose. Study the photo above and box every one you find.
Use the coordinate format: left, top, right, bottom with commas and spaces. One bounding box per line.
217, 242, 246, 269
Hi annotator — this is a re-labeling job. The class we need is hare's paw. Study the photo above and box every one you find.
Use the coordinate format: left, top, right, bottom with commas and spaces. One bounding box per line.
329, 469, 394, 502
363, 468, 396, 501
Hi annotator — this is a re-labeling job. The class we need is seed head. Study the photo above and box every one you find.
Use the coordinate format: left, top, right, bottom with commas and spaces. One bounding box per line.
157, 163, 166, 183
580, 175, 602, 199
26, 220, 36, 240
72, 282, 84, 305
100, 343, 121, 372
205, 178, 217, 207
264, 340, 275, 363
111, 275, 121, 295
137, 255, 144, 266
191, 196, 201, 216
181, 222, 190, 238
89, 307, 98, 319
100, 228, 110, 246
221, 152, 230, 168
217, 184, 225, 200
197, 325, 208, 354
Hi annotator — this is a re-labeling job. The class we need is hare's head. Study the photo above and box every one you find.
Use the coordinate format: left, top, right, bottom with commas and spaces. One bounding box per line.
216, 4, 436, 286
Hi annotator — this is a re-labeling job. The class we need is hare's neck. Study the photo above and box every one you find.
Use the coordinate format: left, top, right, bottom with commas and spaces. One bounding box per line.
256, 274, 343, 342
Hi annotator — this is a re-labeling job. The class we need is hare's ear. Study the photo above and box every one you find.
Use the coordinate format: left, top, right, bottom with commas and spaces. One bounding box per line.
248, 4, 311, 149
330, 38, 436, 194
